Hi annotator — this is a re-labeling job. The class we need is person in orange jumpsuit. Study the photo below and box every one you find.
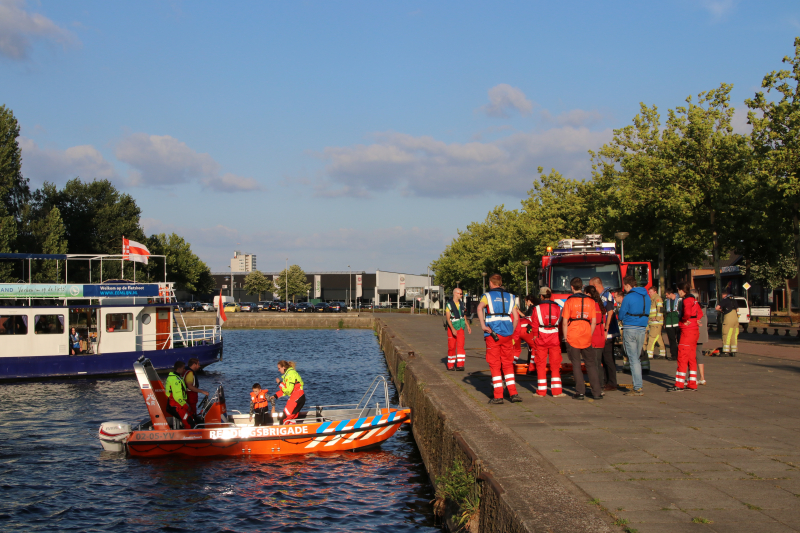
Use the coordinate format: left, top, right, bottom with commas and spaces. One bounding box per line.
668, 282, 703, 392
531, 287, 564, 397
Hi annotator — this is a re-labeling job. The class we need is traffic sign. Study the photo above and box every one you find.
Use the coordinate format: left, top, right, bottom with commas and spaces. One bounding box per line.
743, 282, 751, 291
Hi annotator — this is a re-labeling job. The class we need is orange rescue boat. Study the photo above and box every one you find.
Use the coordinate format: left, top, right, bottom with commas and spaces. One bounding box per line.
99, 357, 411, 457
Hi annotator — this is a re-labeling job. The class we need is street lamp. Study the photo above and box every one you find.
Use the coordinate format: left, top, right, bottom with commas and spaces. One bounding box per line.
522, 260, 530, 295
456, 280, 460, 288
482, 272, 487, 294
348, 265, 351, 311
615, 232, 630, 263
285, 258, 289, 311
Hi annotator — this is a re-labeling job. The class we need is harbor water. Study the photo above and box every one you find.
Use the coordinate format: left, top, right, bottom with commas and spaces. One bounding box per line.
0, 329, 438, 532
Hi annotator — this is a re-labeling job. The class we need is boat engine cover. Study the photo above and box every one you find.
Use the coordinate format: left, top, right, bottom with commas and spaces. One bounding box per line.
99, 421, 131, 452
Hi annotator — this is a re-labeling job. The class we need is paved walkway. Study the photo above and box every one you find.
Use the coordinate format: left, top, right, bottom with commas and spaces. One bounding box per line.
383, 314, 800, 533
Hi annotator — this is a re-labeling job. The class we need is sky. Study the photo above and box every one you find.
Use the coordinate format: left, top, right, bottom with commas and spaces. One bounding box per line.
2, 0, 799, 274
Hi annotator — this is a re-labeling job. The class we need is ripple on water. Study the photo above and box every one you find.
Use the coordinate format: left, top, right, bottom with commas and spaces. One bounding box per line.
0, 329, 437, 532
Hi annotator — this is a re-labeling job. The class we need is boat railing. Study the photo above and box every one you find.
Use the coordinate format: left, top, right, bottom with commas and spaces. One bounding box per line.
135, 324, 221, 349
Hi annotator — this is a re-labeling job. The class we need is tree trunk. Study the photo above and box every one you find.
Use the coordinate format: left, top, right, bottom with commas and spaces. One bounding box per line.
659, 244, 665, 297
711, 210, 722, 300
745, 256, 751, 304
794, 206, 799, 313
787, 278, 792, 314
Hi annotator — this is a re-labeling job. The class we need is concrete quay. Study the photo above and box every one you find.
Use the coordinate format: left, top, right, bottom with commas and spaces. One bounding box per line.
376, 314, 800, 533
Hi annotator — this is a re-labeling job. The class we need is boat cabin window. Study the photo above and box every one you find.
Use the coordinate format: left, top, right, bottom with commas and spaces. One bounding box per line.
34, 315, 64, 335
0, 315, 28, 335
106, 313, 133, 332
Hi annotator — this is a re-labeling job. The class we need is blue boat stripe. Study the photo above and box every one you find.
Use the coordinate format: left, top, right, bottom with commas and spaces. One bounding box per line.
372, 415, 383, 426
355, 417, 366, 429
333, 420, 349, 432
388, 411, 397, 422
317, 421, 332, 433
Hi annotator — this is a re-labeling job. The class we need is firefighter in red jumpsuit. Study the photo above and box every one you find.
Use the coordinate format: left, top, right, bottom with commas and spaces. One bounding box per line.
477, 273, 522, 404
531, 287, 564, 397
512, 315, 536, 366
668, 282, 702, 392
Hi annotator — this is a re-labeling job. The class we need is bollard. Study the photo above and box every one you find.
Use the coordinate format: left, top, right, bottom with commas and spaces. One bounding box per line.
762, 327, 768, 334
774, 328, 780, 335
742, 324, 748, 334
786, 329, 792, 337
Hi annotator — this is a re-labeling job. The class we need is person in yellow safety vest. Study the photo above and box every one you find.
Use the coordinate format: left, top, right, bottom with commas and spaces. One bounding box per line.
645, 286, 665, 359
165, 361, 192, 429
270, 360, 306, 424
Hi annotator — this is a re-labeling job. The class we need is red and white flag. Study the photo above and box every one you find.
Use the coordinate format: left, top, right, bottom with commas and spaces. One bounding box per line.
122, 236, 151, 264
217, 289, 227, 324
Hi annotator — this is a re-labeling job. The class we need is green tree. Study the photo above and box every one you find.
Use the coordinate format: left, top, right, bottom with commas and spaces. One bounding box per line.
661, 83, 751, 300
0, 105, 30, 223
37, 178, 146, 255
31, 206, 68, 282
746, 37, 800, 311
591, 103, 707, 293
144, 233, 215, 294
0, 209, 16, 281
274, 264, 311, 302
243, 270, 277, 300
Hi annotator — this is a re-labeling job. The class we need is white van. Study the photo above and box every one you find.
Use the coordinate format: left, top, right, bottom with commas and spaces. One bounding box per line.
213, 295, 234, 309
706, 297, 750, 326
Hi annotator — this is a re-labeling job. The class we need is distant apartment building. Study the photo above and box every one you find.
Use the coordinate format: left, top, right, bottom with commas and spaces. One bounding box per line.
230, 251, 256, 272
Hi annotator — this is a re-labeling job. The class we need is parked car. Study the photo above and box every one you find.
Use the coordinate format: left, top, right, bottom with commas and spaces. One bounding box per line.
201, 302, 215, 312
268, 301, 282, 311
223, 302, 241, 313
177, 302, 199, 312
706, 297, 750, 326
294, 302, 314, 313
359, 302, 373, 310
314, 302, 331, 313
240, 302, 258, 312
398, 302, 412, 309
257, 301, 271, 311
329, 302, 347, 313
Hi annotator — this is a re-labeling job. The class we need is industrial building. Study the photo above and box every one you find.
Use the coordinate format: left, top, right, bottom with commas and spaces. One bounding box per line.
230, 251, 256, 273
210, 270, 443, 308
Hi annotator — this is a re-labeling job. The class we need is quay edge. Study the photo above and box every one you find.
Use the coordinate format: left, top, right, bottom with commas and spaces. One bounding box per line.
374, 317, 616, 533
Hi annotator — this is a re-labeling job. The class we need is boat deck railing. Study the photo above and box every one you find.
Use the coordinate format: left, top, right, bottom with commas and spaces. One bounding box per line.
135, 324, 222, 350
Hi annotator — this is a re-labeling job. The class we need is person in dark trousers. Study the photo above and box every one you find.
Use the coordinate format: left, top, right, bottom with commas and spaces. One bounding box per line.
590, 277, 618, 391
250, 383, 271, 426
562, 277, 602, 400
663, 287, 681, 361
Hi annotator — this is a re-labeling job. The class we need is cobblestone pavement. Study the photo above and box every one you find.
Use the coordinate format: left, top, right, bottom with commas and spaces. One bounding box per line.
383, 314, 800, 533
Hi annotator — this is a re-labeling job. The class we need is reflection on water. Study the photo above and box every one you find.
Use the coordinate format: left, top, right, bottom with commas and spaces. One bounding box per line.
0, 329, 437, 532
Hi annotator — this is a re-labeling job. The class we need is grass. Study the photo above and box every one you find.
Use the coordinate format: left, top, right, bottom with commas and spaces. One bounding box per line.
588, 498, 601, 505
397, 361, 406, 384
614, 518, 629, 526
744, 502, 762, 510
432, 458, 480, 531
692, 517, 713, 524
552, 449, 562, 453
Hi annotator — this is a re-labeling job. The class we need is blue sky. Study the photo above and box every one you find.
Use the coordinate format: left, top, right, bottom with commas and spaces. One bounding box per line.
2, 0, 799, 274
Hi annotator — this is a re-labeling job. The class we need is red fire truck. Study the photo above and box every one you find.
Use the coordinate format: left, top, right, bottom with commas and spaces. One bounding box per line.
539, 234, 652, 304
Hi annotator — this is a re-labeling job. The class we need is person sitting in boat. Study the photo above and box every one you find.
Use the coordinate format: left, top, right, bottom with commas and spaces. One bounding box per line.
70, 327, 82, 355
249, 383, 271, 427
270, 360, 305, 424
181, 358, 208, 419
164, 361, 193, 430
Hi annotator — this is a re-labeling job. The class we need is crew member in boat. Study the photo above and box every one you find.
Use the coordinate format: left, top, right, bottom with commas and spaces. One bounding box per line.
250, 383, 271, 426
70, 327, 82, 355
181, 357, 208, 418
270, 360, 305, 424
165, 361, 193, 429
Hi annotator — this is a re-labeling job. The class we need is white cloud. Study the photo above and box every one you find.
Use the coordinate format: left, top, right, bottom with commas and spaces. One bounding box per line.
315, 126, 612, 198
479, 84, 534, 118
540, 108, 607, 128
115, 132, 261, 192
18, 137, 120, 185
202, 172, 262, 192
115, 133, 220, 186
0, 0, 78, 60
700, 0, 737, 19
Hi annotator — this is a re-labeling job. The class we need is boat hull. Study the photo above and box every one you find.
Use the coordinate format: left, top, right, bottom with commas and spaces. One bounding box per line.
125, 408, 411, 457
0, 341, 222, 380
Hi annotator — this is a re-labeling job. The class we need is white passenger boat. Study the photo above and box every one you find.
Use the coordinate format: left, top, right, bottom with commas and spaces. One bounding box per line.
0, 253, 222, 380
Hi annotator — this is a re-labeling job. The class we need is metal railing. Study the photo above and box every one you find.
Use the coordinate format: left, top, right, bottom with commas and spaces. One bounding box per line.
135, 324, 222, 350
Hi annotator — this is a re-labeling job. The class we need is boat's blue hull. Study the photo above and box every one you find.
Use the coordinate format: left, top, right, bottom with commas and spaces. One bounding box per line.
0, 341, 223, 380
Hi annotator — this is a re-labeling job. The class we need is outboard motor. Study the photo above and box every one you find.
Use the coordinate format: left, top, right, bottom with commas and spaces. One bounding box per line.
99, 421, 131, 452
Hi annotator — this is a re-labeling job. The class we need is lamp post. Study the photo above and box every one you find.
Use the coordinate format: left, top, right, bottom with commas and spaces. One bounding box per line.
348, 265, 351, 311
615, 232, 630, 263
285, 258, 289, 311
456, 280, 460, 288
482, 272, 487, 294
522, 260, 530, 295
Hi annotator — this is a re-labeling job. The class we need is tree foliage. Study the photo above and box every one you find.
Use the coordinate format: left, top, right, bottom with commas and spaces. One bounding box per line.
144, 233, 215, 294
244, 270, 277, 300
274, 265, 311, 302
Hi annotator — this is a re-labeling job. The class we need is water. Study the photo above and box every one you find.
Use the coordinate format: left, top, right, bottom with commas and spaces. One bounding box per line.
0, 329, 438, 532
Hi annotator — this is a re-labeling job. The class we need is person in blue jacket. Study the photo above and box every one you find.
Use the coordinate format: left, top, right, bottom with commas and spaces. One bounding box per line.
617, 275, 650, 396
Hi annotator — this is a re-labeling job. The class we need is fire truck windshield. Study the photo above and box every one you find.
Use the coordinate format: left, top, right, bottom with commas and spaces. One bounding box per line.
550, 264, 621, 293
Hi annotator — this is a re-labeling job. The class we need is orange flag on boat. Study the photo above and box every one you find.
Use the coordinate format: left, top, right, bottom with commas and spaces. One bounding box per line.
122, 236, 151, 264
217, 289, 227, 324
